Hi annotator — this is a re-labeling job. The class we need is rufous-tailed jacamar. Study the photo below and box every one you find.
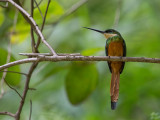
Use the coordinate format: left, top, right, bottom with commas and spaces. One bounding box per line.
84, 27, 126, 110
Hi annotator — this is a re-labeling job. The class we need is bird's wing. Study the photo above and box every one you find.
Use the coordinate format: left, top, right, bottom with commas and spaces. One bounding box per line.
120, 39, 126, 74
105, 39, 112, 73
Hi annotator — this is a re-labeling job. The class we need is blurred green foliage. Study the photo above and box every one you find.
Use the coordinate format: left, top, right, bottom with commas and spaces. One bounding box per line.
0, 0, 160, 120
151, 112, 160, 120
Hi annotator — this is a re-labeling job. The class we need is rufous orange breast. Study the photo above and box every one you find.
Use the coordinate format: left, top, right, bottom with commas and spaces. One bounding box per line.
107, 41, 124, 73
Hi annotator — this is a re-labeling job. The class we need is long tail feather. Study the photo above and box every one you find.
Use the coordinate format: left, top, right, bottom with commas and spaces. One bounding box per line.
110, 72, 120, 110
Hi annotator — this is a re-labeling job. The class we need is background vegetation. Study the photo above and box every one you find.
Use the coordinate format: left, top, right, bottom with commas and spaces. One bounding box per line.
0, 0, 160, 119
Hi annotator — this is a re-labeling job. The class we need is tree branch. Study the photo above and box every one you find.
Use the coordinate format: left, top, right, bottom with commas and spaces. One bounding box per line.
5, 80, 22, 99
0, 55, 160, 71
6, 0, 57, 55
19, 53, 82, 56
0, 111, 15, 117
34, 0, 43, 9
34, 0, 44, 19
30, 0, 36, 53
35, 0, 51, 51
0, 70, 27, 76
15, 62, 38, 120
29, 100, 32, 120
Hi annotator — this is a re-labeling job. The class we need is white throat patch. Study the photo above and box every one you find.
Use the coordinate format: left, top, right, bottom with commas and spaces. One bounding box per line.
104, 33, 117, 39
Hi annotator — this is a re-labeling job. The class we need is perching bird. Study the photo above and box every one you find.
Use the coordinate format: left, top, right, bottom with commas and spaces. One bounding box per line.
84, 27, 126, 110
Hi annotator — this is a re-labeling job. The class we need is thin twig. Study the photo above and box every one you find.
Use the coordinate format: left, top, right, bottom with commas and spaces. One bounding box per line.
34, 0, 43, 8
28, 88, 36, 90
31, 0, 36, 53
7, 0, 57, 55
0, 58, 38, 71
0, 70, 27, 76
0, 55, 160, 71
0, 2, 8, 8
0, 111, 15, 117
19, 53, 82, 56
29, 100, 32, 120
5, 80, 22, 99
35, 0, 51, 50
15, 62, 38, 120
34, 0, 44, 19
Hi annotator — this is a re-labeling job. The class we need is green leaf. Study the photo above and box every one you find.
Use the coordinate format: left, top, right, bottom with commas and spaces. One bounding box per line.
0, 48, 21, 86
65, 62, 98, 105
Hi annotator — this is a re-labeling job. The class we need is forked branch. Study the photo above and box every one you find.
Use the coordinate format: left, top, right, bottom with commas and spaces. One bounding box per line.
4, 0, 57, 55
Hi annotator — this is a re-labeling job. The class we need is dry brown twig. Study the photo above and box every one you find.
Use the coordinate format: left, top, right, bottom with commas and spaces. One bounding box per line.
0, 55, 160, 72
34, 0, 44, 19
0, 111, 15, 117
30, 0, 36, 53
5, 80, 22, 99
34, 0, 43, 9
0, 70, 27, 76
35, 0, 51, 50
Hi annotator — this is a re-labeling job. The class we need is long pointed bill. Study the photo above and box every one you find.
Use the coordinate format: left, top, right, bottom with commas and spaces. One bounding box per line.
83, 27, 105, 34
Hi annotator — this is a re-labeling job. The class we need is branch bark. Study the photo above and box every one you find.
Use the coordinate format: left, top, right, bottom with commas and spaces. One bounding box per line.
5, 80, 22, 99
0, 70, 27, 76
15, 62, 38, 120
0, 111, 15, 117
0, 55, 160, 71
30, 0, 36, 53
35, 0, 51, 50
